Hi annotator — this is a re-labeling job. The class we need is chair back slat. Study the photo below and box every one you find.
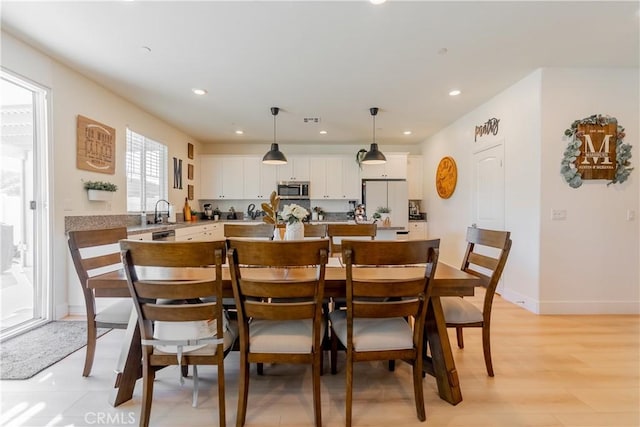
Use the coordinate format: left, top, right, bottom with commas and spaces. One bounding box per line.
244, 301, 315, 320
224, 223, 274, 239
467, 227, 510, 249
82, 252, 123, 271
348, 240, 435, 266
467, 251, 499, 271
352, 278, 427, 298
134, 280, 217, 300
304, 223, 327, 238
327, 223, 376, 256
239, 279, 319, 299
142, 303, 217, 322
230, 239, 329, 266
354, 299, 421, 319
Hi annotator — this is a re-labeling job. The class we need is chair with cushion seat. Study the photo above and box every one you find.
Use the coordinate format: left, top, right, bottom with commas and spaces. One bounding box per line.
227, 239, 329, 427
440, 227, 512, 377
120, 240, 236, 427
68, 227, 132, 377
326, 223, 376, 257
329, 239, 440, 426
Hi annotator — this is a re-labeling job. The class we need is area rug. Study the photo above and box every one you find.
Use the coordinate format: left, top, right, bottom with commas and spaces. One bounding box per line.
0, 321, 111, 380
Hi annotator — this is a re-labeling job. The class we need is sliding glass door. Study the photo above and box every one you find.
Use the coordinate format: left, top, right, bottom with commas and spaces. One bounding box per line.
0, 70, 51, 339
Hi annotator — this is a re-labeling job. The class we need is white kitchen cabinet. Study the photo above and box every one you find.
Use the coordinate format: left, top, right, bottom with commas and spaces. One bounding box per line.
310, 156, 360, 200
175, 223, 223, 241
407, 222, 428, 240
407, 155, 424, 200
277, 156, 310, 182
243, 157, 278, 200
360, 153, 408, 179
200, 155, 244, 199
130, 232, 153, 241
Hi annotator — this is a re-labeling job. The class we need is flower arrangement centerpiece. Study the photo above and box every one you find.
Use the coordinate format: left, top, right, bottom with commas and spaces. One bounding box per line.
281, 203, 309, 240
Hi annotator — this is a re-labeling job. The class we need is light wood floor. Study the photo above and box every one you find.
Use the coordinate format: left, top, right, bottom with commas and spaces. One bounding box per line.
1, 292, 638, 427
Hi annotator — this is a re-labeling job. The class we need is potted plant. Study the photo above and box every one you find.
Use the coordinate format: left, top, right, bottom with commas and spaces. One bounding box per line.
376, 206, 391, 226
312, 206, 325, 221
84, 180, 118, 201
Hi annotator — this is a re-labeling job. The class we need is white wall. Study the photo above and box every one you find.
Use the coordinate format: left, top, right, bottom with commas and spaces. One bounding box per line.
422, 68, 639, 314
2, 32, 203, 318
539, 68, 639, 314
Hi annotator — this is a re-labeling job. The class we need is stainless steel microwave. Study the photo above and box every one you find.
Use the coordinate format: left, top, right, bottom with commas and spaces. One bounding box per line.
277, 181, 310, 199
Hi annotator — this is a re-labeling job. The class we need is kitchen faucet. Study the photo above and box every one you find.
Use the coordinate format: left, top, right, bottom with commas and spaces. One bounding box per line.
154, 199, 170, 224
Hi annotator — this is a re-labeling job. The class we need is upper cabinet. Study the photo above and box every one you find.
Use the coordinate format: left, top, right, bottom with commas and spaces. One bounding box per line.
360, 153, 408, 179
243, 157, 278, 199
277, 156, 310, 182
407, 155, 424, 200
310, 156, 360, 200
199, 155, 244, 199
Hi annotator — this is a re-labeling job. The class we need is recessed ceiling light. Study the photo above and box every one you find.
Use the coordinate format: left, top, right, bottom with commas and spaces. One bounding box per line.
449, 89, 461, 96
192, 88, 207, 96
140, 46, 151, 53
319, 130, 328, 135
403, 131, 412, 135
370, 0, 386, 4
235, 130, 244, 135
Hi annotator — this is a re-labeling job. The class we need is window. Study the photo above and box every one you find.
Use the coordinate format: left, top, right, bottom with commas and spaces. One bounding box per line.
126, 129, 168, 212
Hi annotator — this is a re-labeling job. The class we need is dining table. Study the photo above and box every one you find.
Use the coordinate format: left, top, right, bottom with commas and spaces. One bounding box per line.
88, 261, 479, 408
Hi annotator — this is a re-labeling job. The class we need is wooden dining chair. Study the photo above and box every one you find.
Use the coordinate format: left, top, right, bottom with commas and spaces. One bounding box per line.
326, 223, 376, 257
68, 227, 131, 377
304, 223, 327, 238
329, 239, 440, 427
227, 239, 329, 427
440, 227, 512, 377
120, 240, 236, 427
223, 223, 274, 239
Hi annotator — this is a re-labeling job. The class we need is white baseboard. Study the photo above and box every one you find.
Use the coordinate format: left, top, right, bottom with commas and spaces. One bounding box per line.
500, 288, 640, 314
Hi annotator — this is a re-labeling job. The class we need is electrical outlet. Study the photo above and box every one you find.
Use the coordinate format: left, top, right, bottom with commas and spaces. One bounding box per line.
627, 210, 636, 221
551, 209, 567, 221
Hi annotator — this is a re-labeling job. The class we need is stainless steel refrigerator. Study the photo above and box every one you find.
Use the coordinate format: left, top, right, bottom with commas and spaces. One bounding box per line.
362, 179, 408, 230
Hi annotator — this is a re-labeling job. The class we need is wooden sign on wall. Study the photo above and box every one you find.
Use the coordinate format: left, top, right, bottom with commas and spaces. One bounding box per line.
76, 115, 116, 174
575, 123, 617, 180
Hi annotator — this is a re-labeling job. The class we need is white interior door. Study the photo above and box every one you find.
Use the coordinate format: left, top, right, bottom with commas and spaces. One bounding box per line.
472, 143, 506, 292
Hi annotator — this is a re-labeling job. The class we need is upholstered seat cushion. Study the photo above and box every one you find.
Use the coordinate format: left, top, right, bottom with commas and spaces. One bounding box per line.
441, 296, 483, 324
329, 310, 413, 351
249, 319, 325, 354
95, 299, 132, 325
153, 320, 238, 356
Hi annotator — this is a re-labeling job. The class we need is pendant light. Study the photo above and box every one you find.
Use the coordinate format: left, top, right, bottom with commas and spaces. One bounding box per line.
361, 107, 387, 164
262, 107, 288, 165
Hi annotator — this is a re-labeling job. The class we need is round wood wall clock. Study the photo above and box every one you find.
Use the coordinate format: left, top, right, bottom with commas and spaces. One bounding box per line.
435, 156, 457, 199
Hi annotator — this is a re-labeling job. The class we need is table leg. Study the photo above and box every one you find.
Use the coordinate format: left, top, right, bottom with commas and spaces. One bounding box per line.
109, 308, 142, 407
423, 296, 462, 405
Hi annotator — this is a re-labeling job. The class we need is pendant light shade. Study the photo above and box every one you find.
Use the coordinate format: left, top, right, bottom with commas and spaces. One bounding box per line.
361, 107, 387, 165
262, 107, 288, 165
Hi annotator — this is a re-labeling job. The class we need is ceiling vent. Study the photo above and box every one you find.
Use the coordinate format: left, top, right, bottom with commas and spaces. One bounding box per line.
303, 117, 321, 124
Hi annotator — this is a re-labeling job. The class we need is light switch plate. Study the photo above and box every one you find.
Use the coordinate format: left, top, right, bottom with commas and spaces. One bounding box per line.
551, 209, 567, 221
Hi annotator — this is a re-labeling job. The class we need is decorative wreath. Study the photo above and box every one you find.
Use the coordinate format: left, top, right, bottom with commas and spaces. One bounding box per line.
560, 114, 633, 188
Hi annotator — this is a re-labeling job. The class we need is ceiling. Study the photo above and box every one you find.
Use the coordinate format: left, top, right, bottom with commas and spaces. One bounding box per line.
1, 1, 638, 147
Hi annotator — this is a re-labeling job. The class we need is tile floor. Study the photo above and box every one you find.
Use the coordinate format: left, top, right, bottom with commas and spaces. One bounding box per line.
1, 292, 638, 427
